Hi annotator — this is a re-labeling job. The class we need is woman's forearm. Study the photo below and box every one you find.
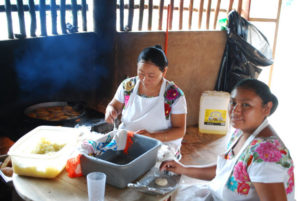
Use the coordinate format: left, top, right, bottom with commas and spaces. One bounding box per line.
181, 165, 217, 180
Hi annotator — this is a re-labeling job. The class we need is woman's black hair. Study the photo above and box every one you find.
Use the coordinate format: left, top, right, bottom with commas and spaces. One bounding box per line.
232, 78, 278, 115
137, 45, 168, 72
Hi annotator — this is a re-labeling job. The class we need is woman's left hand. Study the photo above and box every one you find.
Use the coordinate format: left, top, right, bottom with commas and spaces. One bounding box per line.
135, 129, 151, 137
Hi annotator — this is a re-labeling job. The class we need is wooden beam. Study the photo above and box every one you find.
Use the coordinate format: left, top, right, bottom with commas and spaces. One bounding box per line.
188, 0, 194, 30
206, 0, 212, 29
127, 0, 134, 31
60, 0, 67, 34
170, 0, 174, 30
237, 0, 243, 15
81, 0, 87, 31
4, 0, 14, 39
158, 0, 164, 30
119, 0, 124, 31
228, 0, 234, 12
198, 0, 204, 29
16, 0, 26, 37
214, 0, 221, 29
28, 0, 36, 37
179, 0, 184, 30
268, 0, 282, 87
39, 0, 47, 36
148, 0, 153, 30
71, 0, 78, 32
50, 0, 58, 35
138, 0, 144, 30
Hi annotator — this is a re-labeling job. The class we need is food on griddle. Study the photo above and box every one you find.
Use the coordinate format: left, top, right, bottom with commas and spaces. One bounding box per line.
1, 156, 13, 177
155, 177, 168, 186
27, 105, 80, 121
31, 137, 66, 155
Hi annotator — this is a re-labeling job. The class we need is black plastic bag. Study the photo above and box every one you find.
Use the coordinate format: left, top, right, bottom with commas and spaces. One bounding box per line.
215, 11, 273, 92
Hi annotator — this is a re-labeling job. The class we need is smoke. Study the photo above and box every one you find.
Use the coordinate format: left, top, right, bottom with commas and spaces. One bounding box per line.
14, 34, 110, 101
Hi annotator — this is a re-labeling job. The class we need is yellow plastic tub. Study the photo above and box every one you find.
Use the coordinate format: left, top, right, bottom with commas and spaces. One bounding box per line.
8, 126, 81, 178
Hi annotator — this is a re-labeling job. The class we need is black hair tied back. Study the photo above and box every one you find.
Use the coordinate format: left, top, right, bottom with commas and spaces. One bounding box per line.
233, 78, 279, 115
137, 45, 168, 72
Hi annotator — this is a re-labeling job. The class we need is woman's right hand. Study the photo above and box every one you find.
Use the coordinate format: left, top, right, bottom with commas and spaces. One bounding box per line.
105, 105, 118, 124
159, 160, 186, 175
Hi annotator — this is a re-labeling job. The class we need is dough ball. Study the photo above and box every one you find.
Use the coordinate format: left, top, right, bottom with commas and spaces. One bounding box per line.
155, 177, 168, 186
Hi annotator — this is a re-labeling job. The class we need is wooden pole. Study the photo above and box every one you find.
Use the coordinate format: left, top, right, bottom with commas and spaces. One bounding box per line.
4, 0, 14, 39
214, 0, 221, 29
119, 0, 124, 31
169, 0, 174, 30
81, 0, 87, 31
188, 0, 194, 30
71, 0, 78, 32
28, 0, 37, 37
127, 0, 134, 31
51, 0, 58, 34
158, 0, 164, 30
16, 0, 26, 38
165, 5, 171, 55
60, 0, 67, 34
39, 0, 47, 36
138, 0, 144, 30
179, 0, 184, 30
206, 0, 212, 29
148, 0, 153, 30
198, 0, 204, 29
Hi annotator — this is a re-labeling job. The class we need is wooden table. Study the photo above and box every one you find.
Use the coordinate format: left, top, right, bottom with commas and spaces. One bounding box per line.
12, 127, 225, 201
13, 169, 172, 201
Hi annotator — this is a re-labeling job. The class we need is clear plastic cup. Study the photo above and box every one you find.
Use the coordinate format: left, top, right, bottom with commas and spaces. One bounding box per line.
87, 172, 106, 201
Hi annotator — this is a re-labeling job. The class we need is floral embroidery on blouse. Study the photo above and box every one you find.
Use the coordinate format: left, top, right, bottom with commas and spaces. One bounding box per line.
122, 77, 137, 107
164, 81, 184, 120
122, 77, 184, 119
226, 134, 295, 195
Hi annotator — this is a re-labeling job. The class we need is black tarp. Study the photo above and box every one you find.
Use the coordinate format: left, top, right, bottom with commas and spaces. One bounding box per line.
215, 11, 273, 92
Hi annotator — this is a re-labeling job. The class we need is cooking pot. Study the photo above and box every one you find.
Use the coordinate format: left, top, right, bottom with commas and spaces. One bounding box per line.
24, 101, 85, 125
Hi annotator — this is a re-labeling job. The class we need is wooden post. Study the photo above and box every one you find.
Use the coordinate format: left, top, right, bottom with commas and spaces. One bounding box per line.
138, 0, 144, 30
119, 0, 124, 31
169, 0, 174, 30
51, 0, 58, 35
28, 0, 37, 37
198, 0, 204, 29
268, 0, 282, 87
127, 0, 134, 31
39, 0, 47, 36
228, 0, 234, 12
188, 0, 194, 30
237, 0, 243, 15
148, 0, 153, 31
60, 0, 67, 34
158, 0, 164, 30
16, 0, 26, 38
206, 0, 212, 29
82, 0, 87, 31
4, 0, 14, 39
179, 0, 184, 30
71, 0, 78, 32
214, 0, 221, 29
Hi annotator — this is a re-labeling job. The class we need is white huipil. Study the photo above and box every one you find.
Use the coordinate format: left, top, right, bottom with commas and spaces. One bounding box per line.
115, 78, 187, 153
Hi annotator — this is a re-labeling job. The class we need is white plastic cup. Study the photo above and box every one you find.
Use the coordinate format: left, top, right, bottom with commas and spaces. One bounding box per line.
87, 172, 106, 201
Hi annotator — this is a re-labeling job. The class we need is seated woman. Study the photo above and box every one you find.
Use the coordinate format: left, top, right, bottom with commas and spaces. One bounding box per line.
160, 78, 295, 201
105, 45, 187, 158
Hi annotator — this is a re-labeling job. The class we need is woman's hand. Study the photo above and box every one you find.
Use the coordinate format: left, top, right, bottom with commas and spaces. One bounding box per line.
159, 160, 186, 175
135, 129, 151, 137
105, 105, 118, 124
105, 99, 124, 124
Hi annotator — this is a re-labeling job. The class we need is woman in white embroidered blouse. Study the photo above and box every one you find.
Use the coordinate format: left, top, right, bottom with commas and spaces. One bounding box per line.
104, 45, 187, 155
160, 78, 295, 201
